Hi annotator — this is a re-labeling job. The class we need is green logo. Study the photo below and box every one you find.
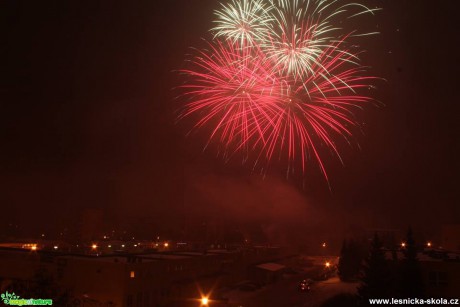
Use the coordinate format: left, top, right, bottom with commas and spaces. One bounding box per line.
1, 292, 53, 306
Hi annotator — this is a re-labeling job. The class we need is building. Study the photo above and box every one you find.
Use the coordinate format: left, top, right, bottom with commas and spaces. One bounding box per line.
0, 245, 283, 306
441, 225, 460, 252
386, 250, 460, 298
420, 252, 460, 298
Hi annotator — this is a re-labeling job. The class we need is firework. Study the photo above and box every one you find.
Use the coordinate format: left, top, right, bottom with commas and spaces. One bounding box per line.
262, 39, 375, 179
212, 0, 274, 47
178, 0, 378, 179
179, 40, 281, 153
265, 0, 378, 80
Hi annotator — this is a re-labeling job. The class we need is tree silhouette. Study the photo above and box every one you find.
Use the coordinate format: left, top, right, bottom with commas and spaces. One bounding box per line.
4, 268, 77, 306
338, 239, 365, 281
358, 233, 393, 304
398, 227, 425, 297
338, 240, 353, 281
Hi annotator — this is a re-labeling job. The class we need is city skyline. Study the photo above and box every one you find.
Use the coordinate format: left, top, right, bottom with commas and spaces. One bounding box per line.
1, 0, 458, 242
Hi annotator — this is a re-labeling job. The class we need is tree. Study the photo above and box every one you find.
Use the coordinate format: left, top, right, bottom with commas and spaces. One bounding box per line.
338, 239, 365, 281
358, 233, 393, 304
398, 227, 425, 297
4, 268, 78, 306
338, 240, 353, 281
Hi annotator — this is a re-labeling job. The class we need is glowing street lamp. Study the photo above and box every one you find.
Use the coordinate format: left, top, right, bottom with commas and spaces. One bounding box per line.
401, 242, 406, 248
200, 297, 209, 306
91, 244, 98, 250
325, 261, 331, 268
322, 242, 327, 248
427, 241, 432, 248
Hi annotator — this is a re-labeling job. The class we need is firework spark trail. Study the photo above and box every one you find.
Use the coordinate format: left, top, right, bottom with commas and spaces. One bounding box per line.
265, 0, 336, 80
258, 38, 375, 179
179, 40, 283, 154
178, 0, 379, 180
212, 0, 274, 47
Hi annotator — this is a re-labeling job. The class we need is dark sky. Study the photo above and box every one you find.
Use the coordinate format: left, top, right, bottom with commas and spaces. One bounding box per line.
1, 0, 459, 241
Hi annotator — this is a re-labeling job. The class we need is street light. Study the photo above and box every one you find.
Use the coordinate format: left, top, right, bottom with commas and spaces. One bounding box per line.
200, 297, 209, 306
325, 261, 331, 268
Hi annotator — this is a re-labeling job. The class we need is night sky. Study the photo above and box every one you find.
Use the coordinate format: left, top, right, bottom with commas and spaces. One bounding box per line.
1, 0, 459, 242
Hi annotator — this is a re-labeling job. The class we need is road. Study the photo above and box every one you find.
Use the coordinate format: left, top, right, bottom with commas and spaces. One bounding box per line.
225, 275, 358, 307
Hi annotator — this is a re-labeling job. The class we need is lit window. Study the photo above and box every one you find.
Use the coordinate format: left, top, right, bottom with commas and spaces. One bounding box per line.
130, 271, 135, 278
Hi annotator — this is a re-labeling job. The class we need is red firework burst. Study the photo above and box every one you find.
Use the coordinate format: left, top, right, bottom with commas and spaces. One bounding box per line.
261, 38, 375, 180
178, 40, 283, 155
179, 36, 375, 179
